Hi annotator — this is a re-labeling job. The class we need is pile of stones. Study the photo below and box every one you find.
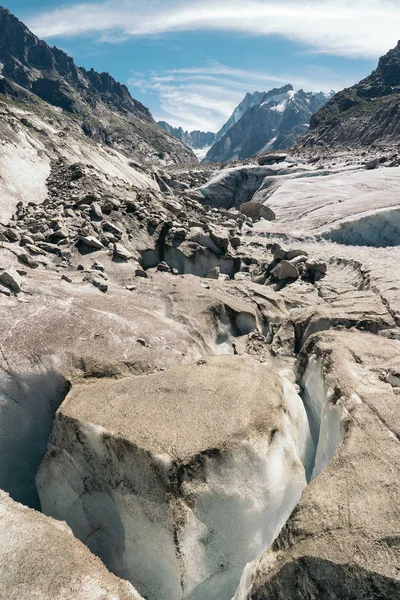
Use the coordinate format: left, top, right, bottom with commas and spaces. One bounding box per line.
253, 243, 327, 287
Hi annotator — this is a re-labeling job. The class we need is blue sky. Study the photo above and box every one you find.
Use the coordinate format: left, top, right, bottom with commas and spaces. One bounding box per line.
5, 1, 400, 132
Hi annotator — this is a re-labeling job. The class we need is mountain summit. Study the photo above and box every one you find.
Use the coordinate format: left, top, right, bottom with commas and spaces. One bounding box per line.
0, 6, 195, 164
297, 40, 400, 148
203, 85, 333, 163
157, 122, 216, 159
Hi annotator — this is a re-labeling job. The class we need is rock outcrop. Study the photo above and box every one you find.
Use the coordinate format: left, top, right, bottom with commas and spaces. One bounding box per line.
297, 39, 400, 149
0, 7, 195, 165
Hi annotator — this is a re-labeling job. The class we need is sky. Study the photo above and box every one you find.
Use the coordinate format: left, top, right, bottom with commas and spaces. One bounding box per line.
4, 1, 400, 132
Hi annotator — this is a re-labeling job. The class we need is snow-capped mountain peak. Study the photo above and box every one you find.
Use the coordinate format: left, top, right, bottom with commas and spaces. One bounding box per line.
204, 86, 334, 163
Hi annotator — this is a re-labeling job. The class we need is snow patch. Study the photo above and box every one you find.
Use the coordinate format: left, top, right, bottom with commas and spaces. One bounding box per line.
194, 146, 212, 161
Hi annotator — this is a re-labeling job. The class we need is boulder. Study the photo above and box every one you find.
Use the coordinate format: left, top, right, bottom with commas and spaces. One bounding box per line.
230, 236, 241, 249
0, 268, 23, 292
164, 199, 183, 216
286, 249, 309, 260
37, 356, 313, 600
268, 243, 287, 261
365, 157, 380, 170
272, 260, 299, 280
258, 153, 287, 166
210, 227, 229, 253
239, 202, 275, 222
113, 243, 132, 261
16, 251, 39, 269
4, 228, 21, 242
103, 221, 123, 237
157, 261, 170, 273
207, 266, 220, 279
305, 259, 328, 274
77, 235, 104, 250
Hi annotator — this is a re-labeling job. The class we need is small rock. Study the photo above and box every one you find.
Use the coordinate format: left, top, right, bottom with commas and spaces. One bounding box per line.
230, 236, 241, 249
126, 285, 136, 291
78, 235, 104, 250
84, 273, 108, 293
61, 274, 72, 283
268, 243, 287, 260
207, 266, 220, 280
0, 268, 23, 292
92, 261, 106, 272
135, 269, 149, 279
286, 249, 309, 260
17, 252, 39, 269
164, 200, 183, 216
90, 203, 103, 220
103, 221, 123, 237
305, 259, 328, 274
365, 157, 380, 170
210, 228, 229, 253
157, 262, 170, 273
113, 243, 132, 261
272, 260, 299, 280
4, 228, 20, 242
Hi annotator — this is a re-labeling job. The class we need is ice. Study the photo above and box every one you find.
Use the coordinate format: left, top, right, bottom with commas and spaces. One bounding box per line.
301, 356, 344, 480
37, 366, 313, 600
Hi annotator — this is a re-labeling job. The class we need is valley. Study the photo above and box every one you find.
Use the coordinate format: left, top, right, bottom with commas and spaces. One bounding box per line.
0, 5, 399, 600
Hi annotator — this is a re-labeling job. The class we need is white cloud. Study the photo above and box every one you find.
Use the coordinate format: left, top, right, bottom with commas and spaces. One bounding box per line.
28, 0, 400, 59
128, 62, 353, 132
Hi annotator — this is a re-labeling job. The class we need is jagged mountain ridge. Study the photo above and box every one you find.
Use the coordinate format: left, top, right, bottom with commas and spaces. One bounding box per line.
204, 86, 333, 163
157, 121, 216, 150
215, 90, 269, 142
296, 40, 400, 148
0, 6, 195, 164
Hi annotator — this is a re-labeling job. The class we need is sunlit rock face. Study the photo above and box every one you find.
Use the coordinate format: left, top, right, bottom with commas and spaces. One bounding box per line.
0, 489, 143, 600
37, 355, 314, 600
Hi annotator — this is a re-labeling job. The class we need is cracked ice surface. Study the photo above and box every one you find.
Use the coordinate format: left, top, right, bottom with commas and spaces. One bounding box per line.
37, 356, 314, 600
301, 356, 345, 480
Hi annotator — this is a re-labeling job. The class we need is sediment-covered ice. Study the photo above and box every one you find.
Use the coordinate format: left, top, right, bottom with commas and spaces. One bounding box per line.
0, 489, 143, 599
37, 355, 314, 600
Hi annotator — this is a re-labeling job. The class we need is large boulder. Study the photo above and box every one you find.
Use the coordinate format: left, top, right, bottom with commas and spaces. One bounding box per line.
0, 490, 143, 600
257, 153, 287, 166
37, 355, 314, 600
239, 202, 276, 221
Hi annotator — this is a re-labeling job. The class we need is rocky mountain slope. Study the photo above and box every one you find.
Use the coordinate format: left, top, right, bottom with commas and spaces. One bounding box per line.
0, 7, 195, 165
0, 7, 399, 600
297, 40, 400, 148
204, 86, 332, 163
158, 121, 216, 155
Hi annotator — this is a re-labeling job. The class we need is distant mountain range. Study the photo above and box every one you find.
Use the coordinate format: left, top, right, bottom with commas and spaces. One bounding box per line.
157, 122, 216, 159
203, 85, 334, 163
296, 41, 400, 149
0, 6, 194, 165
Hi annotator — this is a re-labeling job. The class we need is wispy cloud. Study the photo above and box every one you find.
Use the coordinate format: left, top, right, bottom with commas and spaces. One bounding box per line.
129, 61, 353, 132
28, 0, 400, 59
